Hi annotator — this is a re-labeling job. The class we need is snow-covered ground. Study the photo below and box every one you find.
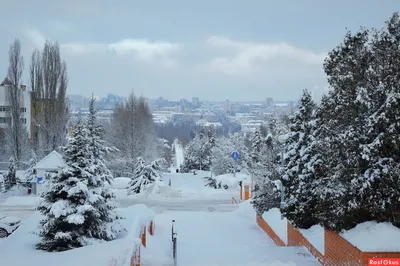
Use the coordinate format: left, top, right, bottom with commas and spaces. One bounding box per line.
173, 139, 184, 170
144, 201, 320, 266
0, 204, 155, 266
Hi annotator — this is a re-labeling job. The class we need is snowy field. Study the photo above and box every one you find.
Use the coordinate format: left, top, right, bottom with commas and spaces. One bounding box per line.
0, 170, 244, 220
0, 204, 155, 266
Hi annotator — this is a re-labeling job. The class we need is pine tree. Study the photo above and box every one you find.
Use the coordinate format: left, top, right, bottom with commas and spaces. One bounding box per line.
282, 89, 319, 229
5, 157, 17, 190
86, 96, 124, 240
36, 119, 103, 251
127, 158, 162, 194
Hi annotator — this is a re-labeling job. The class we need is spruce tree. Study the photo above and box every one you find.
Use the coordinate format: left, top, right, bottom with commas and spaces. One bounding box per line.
36, 119, 101, 251
86, 96, 124, 240
282, 89, 319, 229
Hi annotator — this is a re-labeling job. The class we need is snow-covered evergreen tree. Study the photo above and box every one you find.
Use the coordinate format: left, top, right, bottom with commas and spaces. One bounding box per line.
157, 139, 173, 167
24, 153, 38, 182
353, 13, 400, 228
180, 127, 216, 172
252, 180, 280, 215
230, 133, 249, 171
86, 96, 124, 240
37, 119, 105, 251
281, 89, 319, 229
210, 137, 235, 176
4, 157, 17, 190
250, 130, 281, 213
127, 157, 162, 194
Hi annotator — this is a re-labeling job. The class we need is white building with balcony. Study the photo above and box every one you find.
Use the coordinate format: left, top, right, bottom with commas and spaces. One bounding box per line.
0, 77, 32, 138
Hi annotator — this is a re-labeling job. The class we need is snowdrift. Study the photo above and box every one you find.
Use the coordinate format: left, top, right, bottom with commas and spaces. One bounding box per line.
0, 204, 155, 266
213, 173, 250, 189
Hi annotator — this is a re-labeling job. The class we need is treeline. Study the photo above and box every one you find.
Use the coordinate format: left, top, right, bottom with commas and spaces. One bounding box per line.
155, 110, 241, 145
254, 12, 400, 232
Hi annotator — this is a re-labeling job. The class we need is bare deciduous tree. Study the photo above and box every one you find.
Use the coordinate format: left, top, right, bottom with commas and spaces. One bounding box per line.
6, 38, 28, 161
29, 49, 43, 151
30, 40, 70, 155
105, 93, 157, 171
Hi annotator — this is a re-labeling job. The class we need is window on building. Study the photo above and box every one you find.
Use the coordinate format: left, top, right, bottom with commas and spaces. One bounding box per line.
0, 117, 11, 124
20, 118, 27, 124
20, 107, 26, 112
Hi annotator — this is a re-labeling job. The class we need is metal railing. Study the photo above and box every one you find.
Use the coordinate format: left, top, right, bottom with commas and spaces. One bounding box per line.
172, 219, 177, 266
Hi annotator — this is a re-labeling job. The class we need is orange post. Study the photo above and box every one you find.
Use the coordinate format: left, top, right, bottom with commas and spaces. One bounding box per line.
244, 185, 250, 200
141, 226, 146, 247
240, 186, 243, 200
149, 221, 154, 235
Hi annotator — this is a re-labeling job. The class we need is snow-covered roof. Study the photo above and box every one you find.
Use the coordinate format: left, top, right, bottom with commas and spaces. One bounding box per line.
34, 150, 66, 170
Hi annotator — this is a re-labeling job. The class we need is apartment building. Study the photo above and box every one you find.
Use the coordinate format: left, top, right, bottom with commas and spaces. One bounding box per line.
0, 77, 32, 138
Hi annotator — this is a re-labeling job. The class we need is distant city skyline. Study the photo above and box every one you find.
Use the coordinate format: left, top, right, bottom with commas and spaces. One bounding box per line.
1, 1, 398, 102
68, 93, 297, 104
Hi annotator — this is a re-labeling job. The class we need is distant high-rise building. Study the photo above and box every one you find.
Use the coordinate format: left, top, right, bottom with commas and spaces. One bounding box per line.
192, 97, 200, 108
265, 97, 274, 108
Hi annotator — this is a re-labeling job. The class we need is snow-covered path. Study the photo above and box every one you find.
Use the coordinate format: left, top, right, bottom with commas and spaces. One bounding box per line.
143, 204, 321, 266
174, 139, 184, 170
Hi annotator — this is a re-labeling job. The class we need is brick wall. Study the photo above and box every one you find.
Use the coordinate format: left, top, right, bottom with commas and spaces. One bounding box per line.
325, 230, 362, 265
256, 215, 286, 246
287, 223, 324, 264
325, 230, 400, 266
256, 215, 400, 265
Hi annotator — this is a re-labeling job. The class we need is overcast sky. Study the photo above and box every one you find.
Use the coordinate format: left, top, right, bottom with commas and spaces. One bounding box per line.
0, 0, 398, 101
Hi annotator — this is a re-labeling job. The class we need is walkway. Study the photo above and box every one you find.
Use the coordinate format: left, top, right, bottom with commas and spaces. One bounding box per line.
143, 207, 321, 266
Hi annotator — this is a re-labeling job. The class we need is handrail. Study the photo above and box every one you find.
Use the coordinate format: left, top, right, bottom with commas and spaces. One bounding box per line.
232, 197, 238, 205
172, 220, 177, 266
